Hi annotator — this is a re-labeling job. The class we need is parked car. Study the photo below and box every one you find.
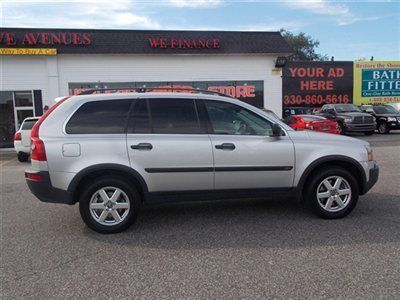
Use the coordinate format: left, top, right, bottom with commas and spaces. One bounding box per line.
283, 107, 313, 118
361, 104, 400, 134
25, 91, 379, 233
14, 117, 39, 162
284, 115, 340, 134
319, 104, 376, 135
388, 102, 400, 113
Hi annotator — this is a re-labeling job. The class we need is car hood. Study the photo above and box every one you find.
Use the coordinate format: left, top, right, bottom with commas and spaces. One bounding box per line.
287, 130, 369, 146
336, 112, 371, 117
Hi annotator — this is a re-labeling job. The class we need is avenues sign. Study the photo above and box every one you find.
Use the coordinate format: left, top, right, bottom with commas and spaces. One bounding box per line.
0, 32, 92, 46
148, 37, 220, 49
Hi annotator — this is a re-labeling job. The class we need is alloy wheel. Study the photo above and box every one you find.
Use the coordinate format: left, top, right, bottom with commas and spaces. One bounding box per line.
89, 186, 130, 226
316, 176, 352, 212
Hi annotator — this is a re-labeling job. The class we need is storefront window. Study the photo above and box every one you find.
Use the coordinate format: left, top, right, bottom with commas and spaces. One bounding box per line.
14, 91, 34, 107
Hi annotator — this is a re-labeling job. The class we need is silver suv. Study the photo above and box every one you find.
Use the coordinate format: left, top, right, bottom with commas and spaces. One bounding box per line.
26, 91, 379, 233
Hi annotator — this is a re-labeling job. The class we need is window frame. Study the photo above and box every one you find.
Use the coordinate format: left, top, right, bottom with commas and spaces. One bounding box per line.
64, 98, 136, 135
202, 99, 275, 137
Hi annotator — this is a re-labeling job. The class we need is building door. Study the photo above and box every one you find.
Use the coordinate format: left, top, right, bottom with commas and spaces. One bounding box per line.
0, 91, 40, 148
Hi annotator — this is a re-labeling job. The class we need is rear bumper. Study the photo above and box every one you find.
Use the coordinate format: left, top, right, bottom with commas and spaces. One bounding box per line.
25, 169, 74, 205
360, 164, 379, 195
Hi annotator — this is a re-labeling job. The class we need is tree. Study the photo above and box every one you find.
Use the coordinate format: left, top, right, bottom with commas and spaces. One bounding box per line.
280, 29, 329, 61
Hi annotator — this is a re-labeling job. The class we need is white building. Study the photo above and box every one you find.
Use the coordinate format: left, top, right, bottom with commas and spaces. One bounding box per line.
0, 28, 291, 147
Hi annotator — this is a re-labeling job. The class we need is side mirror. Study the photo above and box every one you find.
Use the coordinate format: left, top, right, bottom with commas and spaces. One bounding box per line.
271, 123, 283, 136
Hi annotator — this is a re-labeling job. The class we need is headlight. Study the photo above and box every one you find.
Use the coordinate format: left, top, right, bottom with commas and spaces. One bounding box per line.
365, 145, 373, 161
343, 117, 352, 123
387, 117, 397, 122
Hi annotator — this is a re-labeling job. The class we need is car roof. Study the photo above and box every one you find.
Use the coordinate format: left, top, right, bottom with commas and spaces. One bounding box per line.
23, 117, 40, 121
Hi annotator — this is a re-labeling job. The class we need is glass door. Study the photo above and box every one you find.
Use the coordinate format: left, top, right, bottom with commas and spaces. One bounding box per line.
0, 91, 36, 148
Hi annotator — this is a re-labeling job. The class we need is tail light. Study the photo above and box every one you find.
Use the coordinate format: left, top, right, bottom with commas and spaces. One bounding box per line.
31, 96, 69, 161
14, 132, 21, 141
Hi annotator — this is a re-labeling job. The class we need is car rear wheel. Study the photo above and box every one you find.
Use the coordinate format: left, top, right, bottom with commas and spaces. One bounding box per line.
378, 122, 389, 134
79, 176, 140, 233
304, 168, 359, 219
17, 152, 29, 162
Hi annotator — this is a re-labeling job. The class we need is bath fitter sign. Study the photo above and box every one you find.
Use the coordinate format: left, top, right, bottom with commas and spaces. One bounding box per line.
354, 61, 400, 105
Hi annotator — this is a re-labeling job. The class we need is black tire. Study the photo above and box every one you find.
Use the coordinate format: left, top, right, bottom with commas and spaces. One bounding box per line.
378, 122, 388, 134
79, 176, 141, 233
17, 152, 29, 162
338, 122, 346, 135
304, 167, 359, 219
364, 131, 374, 136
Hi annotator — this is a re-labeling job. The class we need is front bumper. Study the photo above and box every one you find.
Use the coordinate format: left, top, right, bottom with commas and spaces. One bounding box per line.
344, 123, 376, 132
25, 169, 74, 205
360, 164, 379, 195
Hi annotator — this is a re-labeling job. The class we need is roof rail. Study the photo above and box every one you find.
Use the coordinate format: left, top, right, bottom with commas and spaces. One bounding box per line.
77, 86, 235, 98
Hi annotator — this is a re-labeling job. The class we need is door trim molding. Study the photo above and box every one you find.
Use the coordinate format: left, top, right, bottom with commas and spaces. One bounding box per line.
144, 166, 293, 173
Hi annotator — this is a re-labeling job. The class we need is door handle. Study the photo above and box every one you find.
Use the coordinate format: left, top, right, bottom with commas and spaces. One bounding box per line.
131, 143, 153, 150
215, 143, 235, 150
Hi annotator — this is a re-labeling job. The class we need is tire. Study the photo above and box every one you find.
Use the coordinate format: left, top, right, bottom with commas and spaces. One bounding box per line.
338, 122, 346, 135
304, 167, 359, 219
79, 176, 141, 233
364, 131, 374, 136
378, 122, 388, 134
17, 152, 29, 162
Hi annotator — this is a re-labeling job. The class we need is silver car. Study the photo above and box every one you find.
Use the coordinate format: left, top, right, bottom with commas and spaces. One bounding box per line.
26, 91, 379, 233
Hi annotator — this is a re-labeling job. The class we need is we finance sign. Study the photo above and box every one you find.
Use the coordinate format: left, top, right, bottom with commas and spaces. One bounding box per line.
354, 61, 400, 105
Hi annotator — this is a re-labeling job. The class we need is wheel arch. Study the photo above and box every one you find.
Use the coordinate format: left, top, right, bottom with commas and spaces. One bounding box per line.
68, 164, 148, 203
297, 155, 367, 196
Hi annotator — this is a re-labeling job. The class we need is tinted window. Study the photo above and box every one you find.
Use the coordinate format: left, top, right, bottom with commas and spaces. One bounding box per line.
21, 120, 38, 130
373, 106, 398, 114
148, 99, 201, 134
66, 100, 132, 134
205, 101, 272, 136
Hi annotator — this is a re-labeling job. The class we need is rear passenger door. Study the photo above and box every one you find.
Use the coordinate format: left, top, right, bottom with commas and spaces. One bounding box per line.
126, 96, 214, 193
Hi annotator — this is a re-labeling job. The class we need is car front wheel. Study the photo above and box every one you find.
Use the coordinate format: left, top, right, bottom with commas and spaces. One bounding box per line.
304, 168, 359, 219
79, 176, 140, 233
378, 122, 389, 134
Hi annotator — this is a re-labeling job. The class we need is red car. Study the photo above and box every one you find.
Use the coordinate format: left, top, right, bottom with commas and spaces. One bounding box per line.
286, 115, 340, 134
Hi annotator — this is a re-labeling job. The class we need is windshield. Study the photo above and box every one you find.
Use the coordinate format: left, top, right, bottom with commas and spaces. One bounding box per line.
373, 106, 398, 114
335, 104, 361, 113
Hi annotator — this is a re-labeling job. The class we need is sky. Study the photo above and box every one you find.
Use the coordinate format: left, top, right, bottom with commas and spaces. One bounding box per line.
1, 0, 399, 60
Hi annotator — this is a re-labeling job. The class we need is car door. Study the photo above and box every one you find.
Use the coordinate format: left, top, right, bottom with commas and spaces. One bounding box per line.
202, 99, 295, 190
126, 96, 214, 193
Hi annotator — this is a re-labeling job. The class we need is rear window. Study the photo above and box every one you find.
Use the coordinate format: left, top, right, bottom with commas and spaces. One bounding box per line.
21, 120, 38, 130
66, 100, 132, 134
301, 115, 326, 121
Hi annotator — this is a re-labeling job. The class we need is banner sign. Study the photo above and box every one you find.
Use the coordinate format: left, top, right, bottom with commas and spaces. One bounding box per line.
68, 81, 264, 107
353, 61, 400, 105
282, 61, 353, 108
0, 48, 57, 55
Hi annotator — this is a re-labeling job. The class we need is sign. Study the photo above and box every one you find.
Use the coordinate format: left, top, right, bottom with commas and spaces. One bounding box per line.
0, 48, 57, 55
68, 81, 264, 107
353, 61, 400, 105
0, 32, 91, 46
282, 61, 353, 108
148, 38, 220, 49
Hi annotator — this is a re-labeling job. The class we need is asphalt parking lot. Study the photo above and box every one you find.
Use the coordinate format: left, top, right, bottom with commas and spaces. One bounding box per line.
1, 132, 400, 299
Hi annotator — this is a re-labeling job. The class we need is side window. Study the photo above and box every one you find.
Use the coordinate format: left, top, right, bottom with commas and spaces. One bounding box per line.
66, 99, 132, 134
204, 100, 272, 136
21, 120, 37, 130
148, 98, 201, 134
